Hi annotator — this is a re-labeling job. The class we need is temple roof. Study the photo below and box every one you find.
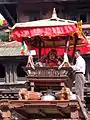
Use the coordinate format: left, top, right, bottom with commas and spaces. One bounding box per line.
0, 41, 28, 56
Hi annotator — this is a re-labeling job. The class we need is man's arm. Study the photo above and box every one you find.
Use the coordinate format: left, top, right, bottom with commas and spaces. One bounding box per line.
67, 59, 84, 71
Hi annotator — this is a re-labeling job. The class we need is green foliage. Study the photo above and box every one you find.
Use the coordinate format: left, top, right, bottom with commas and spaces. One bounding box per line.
0, 31, 9, 42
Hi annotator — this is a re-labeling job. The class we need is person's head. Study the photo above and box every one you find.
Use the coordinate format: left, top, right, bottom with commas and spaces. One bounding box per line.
75, 49, 81, 58
48, 49, 57, 61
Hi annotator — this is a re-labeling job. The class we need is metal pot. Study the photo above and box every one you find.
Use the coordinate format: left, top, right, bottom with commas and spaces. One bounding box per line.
41, 94, 55, 100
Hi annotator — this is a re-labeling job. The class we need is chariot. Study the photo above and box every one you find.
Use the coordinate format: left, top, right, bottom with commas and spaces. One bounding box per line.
0, 8, 88, 120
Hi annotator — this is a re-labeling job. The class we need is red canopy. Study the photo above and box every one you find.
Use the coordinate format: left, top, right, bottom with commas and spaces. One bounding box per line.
11, 8, 78, 42
11, 8, 89, 56
12, 24, 77, 42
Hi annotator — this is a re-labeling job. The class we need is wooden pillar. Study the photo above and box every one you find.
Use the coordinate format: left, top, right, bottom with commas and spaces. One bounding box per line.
5, 65, 9, 83
6, 64, 13, 83
64, 36, 69, 53
4, 5, 15, 25
38, 36, 42, 59
9, 64, 13, 83
30, 82, 35, 91
72, 33, 78, 63
13, 63, 18, 83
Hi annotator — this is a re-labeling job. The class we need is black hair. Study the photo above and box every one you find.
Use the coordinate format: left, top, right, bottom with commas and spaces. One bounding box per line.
75, 49, 81, 54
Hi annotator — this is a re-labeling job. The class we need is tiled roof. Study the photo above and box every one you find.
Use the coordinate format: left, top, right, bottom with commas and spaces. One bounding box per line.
0, 41, 28, 56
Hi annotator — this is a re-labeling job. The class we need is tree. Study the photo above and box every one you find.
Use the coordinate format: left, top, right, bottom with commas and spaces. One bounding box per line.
0, 31, 9, 42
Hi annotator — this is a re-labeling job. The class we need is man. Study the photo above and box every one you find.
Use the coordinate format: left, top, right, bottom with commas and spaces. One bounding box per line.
68, 50, 86, 101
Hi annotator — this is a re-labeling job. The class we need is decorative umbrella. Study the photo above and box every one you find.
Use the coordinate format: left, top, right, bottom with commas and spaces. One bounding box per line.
10, 8, 88, 56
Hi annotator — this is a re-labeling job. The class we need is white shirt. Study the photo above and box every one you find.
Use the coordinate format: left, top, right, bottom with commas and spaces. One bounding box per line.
72, 56, 86, 74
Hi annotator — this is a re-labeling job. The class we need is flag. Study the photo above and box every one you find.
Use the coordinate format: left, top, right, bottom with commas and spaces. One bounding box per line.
0, 19, 3, 26
0, 14, 7, 25
77, 20, 82, 36
20, 41, 27, 55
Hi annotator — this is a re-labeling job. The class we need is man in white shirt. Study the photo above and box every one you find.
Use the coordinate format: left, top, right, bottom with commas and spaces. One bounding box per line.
68, 50, 86, 101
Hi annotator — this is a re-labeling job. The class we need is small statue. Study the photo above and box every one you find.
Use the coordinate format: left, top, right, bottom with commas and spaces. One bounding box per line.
55, 83, 71, 100
59, 86, 70, 100
18, 88, 42, 100
55, 85, 76, 100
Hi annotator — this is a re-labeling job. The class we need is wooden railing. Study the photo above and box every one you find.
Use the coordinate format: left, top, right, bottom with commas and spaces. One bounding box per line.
23, 66, 74, 89
23, 66, 73, 78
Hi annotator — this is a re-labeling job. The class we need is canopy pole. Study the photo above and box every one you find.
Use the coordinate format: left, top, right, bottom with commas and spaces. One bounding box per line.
38, 36, 42, 59
72, 33, 78, 63
65, 36, 69, 53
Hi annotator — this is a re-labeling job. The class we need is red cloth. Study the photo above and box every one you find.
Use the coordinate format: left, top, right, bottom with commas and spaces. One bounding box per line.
12, 24, 89, 55
12, 25, 77, 42
46, 59, 58, 66
34, 45, 88, 56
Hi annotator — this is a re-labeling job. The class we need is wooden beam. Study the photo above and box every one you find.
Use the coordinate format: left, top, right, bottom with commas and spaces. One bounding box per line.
64, 36, 69, 53
0, 0, 19, 4
14, 109, 29, 119
38, 109, 46, 117
38, 36, 42, 59
4, 5, 15, 25
77, 96, 89, 119
72, 33, 78, 63
27, 78, 68, 82
57, 108, 65, 117
34, 83, 61, 87
12, 110, 28, 120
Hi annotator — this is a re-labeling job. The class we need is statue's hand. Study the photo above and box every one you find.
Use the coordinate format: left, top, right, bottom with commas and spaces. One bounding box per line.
31, 65, 35, 70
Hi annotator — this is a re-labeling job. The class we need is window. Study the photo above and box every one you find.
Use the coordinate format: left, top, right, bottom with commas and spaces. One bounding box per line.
71, 16, 77, 21
17, 63, 27, 77
0, 64, 5, 78
29, 11, 40, 21
80, 14, 87, 23
69, 12, 78, 21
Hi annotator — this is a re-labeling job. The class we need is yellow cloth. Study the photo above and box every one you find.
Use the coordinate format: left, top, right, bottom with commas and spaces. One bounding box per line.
77, 20, 82, 36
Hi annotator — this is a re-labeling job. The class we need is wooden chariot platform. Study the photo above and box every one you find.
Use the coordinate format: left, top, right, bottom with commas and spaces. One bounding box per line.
0, 67, 89, 120
0, 99, 89, 120
24, 66, 74, 92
